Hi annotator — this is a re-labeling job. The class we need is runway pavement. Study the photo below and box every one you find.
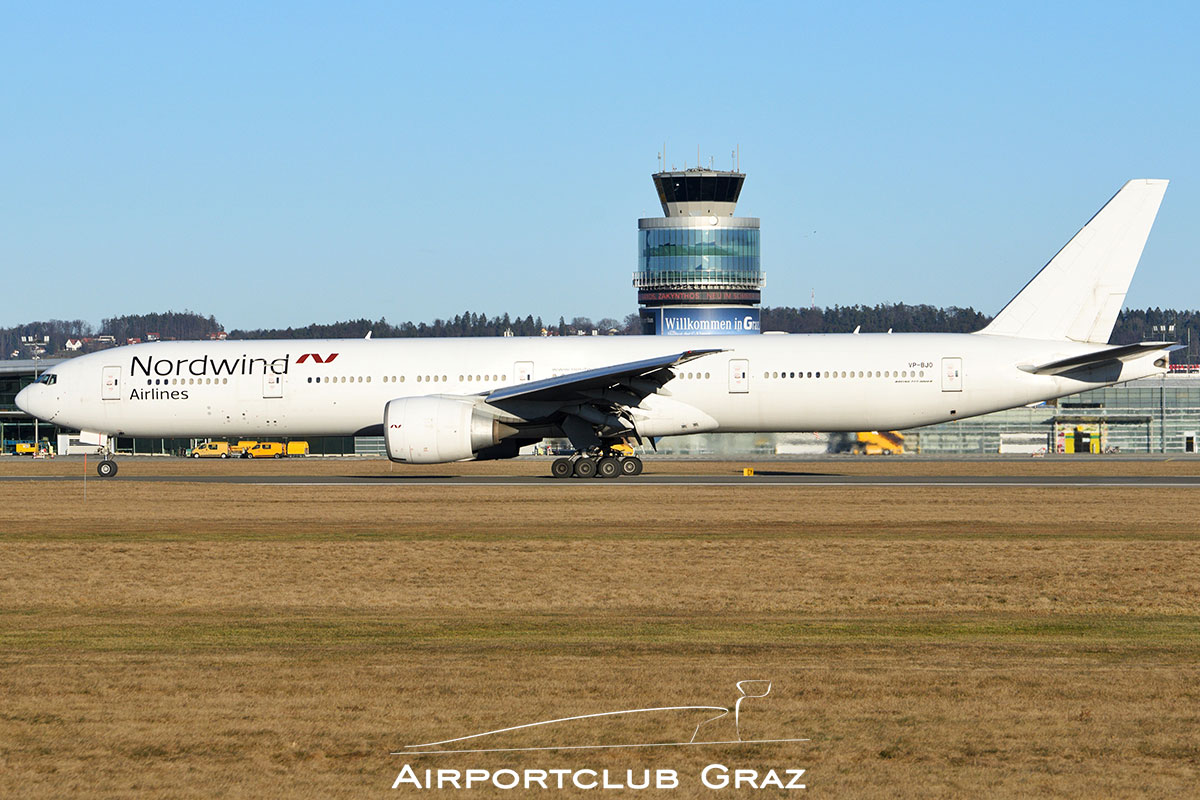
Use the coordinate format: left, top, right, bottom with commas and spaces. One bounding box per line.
4, 473, 1200, 487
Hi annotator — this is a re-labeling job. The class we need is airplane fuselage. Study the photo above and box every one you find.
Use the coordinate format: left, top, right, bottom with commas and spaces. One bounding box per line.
17, 332, 1165, 440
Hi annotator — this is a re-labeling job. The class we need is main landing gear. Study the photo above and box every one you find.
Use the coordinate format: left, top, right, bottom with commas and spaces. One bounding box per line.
549, 452, 643, 479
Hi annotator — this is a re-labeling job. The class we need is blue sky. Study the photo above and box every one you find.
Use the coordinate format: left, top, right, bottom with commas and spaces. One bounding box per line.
2, 1, 1197, 330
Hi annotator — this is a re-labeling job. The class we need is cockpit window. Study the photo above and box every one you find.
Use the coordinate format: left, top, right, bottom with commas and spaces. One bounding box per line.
34, 373, 57, 385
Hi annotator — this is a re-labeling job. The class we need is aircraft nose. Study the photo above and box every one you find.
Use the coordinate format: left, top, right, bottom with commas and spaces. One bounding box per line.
15, 384, 44, 419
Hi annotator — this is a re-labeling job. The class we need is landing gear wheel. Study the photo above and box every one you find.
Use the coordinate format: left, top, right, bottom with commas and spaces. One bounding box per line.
97, 459, 118, 478
596, 457, 621, 479
550, 458, 573, 478
620, 457, 643, 477
572, 458, 597, 479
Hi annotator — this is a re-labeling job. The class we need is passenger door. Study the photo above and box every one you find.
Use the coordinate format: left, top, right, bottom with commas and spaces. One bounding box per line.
728, 359, 749, 393
263, 372, 283, 398
101, 366, 121, 400
941, 357, 963, 392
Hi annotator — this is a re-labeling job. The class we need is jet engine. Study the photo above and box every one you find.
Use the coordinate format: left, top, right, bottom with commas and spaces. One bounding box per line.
384, 396, 516, 464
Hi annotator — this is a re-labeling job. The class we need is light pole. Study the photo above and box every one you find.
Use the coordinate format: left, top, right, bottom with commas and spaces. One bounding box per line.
31, 354, 40, 450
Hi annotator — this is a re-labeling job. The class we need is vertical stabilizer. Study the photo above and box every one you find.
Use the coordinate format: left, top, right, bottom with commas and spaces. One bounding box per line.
979, 179, 1168, 343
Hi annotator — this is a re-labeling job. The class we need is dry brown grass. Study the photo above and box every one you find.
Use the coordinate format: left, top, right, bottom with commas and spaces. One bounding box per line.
1, 458, 1199, 797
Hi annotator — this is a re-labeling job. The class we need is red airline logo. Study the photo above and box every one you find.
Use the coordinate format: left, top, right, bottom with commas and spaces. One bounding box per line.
296, 353, 339, 364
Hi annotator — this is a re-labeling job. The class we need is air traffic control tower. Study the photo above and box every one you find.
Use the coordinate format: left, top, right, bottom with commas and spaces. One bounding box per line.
636, 168, 762, 335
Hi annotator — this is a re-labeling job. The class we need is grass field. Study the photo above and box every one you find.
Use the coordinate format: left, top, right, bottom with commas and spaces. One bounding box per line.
1, 457, 1198, 797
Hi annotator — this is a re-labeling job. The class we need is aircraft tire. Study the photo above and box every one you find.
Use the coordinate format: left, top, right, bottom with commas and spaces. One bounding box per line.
550, 458, 573, 479
572, 458, 597, 479
620, 457, 643, 476
596, 457, 621, 479
97, 459, 118, 478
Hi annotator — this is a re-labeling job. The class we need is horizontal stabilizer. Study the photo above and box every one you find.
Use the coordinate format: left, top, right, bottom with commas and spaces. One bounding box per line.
980, 179, 1168, 343
1021, 342, 1183, 375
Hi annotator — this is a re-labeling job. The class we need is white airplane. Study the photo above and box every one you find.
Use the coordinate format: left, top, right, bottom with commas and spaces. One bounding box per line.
18, 179, 1174, 479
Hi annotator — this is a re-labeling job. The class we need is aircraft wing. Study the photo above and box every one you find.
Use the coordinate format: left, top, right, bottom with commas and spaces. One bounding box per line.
486, 349, 722, 404
1022, 342, 1183, 375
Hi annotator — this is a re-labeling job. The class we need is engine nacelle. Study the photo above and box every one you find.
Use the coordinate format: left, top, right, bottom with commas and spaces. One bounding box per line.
384, 396, 513, 464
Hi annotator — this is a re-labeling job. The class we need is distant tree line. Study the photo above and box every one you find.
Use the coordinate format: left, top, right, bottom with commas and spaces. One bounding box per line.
4, 306, 1200, 360
229, 312, 639, 339
760, 304, 991, 334
101, 311, 223, 343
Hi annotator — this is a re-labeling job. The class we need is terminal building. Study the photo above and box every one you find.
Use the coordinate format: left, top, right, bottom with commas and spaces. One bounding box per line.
636, 169, 763, 335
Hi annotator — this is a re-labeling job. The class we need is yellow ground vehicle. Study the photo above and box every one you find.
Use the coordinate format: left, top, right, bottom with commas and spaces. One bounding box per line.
232, 440, 259, 456
610, 442, 635, 457
854, 431, 905, 455
15, 443, 36, 455
190, 441, 231, 458
243, 442, 285, 459
286, 441, 309, 457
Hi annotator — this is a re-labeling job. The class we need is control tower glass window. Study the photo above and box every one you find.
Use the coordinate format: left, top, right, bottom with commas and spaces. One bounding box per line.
636, 227, 761, 290
653, 174, 744, 205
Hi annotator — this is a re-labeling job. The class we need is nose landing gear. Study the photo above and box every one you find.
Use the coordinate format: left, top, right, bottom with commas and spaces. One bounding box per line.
93, 442, 119, 477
